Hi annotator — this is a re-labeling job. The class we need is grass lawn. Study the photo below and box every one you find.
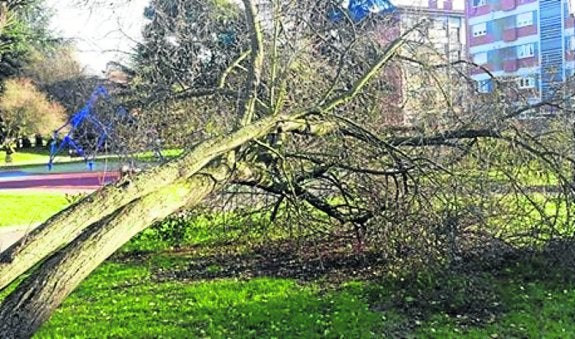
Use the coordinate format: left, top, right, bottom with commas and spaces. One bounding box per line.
0, 149, 69, 167
2, 191, 575, 337
417, 264, 575, 337
0, 191, 69, 227
26, 250, 575, 338
0, 148, 184, 168
35, 262, 390, 338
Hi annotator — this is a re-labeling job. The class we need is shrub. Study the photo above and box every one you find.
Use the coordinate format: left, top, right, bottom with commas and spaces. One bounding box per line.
0, 77, 66, 141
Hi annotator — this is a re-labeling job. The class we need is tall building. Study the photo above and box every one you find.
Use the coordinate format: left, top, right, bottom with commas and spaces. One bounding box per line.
372, 0, 467, 126
398, 1, 466, 62
467, 0, 575, 105
256, 0, 468, 125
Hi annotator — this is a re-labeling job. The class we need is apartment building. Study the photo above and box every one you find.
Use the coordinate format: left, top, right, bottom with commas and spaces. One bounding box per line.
370, 0, 467, 126
467, 0, 575, 104
255, 0, 467, 125
398, 1, 466, 61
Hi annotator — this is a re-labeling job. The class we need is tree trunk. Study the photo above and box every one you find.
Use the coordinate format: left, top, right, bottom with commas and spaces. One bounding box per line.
0, 164, 235, 338
0, 114, 284, 292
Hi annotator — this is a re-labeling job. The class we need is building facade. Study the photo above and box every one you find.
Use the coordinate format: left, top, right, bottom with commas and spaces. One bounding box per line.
399, 1, 466, 62
467, 0, 575, 104
373, 0, 467, 126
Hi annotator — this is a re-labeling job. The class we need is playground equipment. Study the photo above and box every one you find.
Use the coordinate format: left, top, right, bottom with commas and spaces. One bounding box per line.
48, 85, 131, 170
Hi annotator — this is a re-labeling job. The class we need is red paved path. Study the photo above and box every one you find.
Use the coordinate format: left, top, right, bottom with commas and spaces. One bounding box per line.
0, 171, 120, 190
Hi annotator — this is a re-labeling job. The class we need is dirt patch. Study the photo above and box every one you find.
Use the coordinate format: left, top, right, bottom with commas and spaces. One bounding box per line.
114, 237, 388, 283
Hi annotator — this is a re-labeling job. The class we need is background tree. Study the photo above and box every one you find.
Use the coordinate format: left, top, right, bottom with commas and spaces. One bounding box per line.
0, 0, 55, 81
0, 77, 66, 155
118, 0, 250, 149
0, 0, 67, 152
22, 43, 103, 117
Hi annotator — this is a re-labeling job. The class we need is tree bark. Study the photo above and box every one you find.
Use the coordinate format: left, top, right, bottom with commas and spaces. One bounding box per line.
0, 164, 235, 338
0, 114, 286, 292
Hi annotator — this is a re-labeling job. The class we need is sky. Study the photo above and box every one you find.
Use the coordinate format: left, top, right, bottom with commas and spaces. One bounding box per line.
45, 0, 149, 74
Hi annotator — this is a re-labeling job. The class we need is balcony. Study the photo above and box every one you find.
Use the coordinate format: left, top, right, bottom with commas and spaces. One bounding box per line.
503, 59, 518, 72
518, 56, 538, 69
469, 59, 495, 75
501, 0, 516, 11
517, 24, 537, 37
503, 28, 517, 42
469, 33, 495, 47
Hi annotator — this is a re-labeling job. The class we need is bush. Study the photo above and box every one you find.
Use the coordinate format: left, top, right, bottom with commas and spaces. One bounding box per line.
0, 77, 66, 141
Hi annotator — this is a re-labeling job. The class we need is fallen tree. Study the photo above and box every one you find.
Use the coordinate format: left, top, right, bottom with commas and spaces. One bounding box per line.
1, 0, 575, 337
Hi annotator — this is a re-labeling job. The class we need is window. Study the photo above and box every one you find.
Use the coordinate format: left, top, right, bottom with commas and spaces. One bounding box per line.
517, 43, 535, 58
433, 17, 447, 30
472, 23, 487, 37
570, 35, 575, 51
449, 27, 461, 43
516, 12, 533, 27
478, 79, 492, 93
517, 76, 536, 89
473, 52, 488, 65
448, 17, 461, 28
449, 50, 461, 61
472, 0, 486, 7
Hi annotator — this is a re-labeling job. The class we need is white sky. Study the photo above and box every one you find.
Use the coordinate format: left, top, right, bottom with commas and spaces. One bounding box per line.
45, 0, 149, 74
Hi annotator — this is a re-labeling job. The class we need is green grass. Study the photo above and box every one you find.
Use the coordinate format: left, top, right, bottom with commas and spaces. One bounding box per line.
0, 148, 183, 168
0, 149, 69, 167
418, 264, 575, 337
3, 189, 575, 337
36, 260, 392, 338
124, 210, 289, 252
0, 191, 69, 227
27, 252, 575, 338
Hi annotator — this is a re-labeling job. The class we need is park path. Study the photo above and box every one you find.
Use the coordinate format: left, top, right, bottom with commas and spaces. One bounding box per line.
0, 171, 119, 191
0, 225, 38, 254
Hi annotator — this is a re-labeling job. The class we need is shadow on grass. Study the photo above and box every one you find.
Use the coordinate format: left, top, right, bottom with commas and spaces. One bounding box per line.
152, 240, 388, 284
33, 234, 575, 337
119, 236, 575, 333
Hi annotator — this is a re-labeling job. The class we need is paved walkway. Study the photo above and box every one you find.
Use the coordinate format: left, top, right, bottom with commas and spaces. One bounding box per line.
0, 171, 119, 190
0, 225, 37, 254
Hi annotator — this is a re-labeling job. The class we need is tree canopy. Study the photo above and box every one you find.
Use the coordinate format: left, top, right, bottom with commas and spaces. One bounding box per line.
0, 77, 65, 140
0, 0, 55, 80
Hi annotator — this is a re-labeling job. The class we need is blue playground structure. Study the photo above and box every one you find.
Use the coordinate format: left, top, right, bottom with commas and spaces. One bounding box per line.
48, 85, 130, 171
